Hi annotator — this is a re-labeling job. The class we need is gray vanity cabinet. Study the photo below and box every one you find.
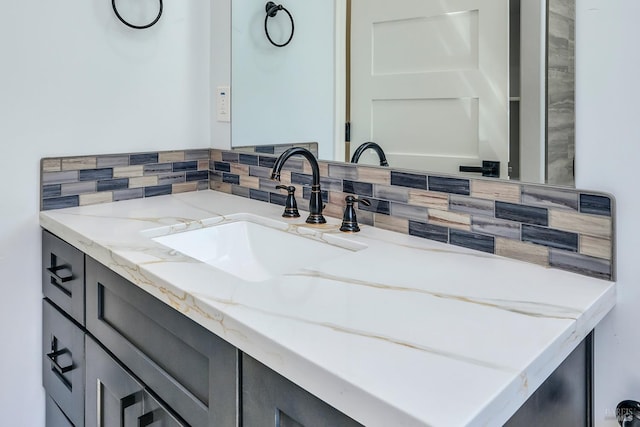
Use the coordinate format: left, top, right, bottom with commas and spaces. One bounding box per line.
43, 299, 85, 427
46, 395, 74, 427
42, 230, 86, 427
242, 354, 363, 427
85, 257, 239, 427
85, 336, 184, 426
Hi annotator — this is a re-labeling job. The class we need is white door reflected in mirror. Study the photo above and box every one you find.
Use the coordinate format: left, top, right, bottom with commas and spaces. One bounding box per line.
349, 0, 509, 178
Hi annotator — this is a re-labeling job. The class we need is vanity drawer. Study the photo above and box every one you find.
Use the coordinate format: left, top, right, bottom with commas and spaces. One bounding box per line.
42, 230, 85, 325
85, 336, 185, 427
85, 257, 238, 427
43, 299, 85, 427
46, 394, 74, 427
242, 354, 363, 427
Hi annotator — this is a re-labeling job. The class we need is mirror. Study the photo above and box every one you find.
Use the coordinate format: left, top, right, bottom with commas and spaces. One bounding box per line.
231, 0, 575, 187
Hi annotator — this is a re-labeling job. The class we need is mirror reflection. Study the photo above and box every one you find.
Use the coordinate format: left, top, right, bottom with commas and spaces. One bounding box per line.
231, 0, 575, 187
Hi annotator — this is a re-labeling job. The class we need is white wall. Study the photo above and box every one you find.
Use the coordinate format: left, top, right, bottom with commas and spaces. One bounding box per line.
575, 1, 640, 425
230, 0, 336, 160
0, 1, 211, 424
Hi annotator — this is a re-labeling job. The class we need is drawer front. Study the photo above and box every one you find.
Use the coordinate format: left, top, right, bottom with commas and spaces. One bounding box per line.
85, 337, 185, 427
85, 257, 238, 427
242, 354, 363, 427
43, 299, 85, 427
42, 230, 85, 325
46, 394, 74, 427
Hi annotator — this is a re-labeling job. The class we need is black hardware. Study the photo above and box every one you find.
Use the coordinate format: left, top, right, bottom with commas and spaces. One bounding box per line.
138, 409, 161, 426
47, 265, 73, 284
121, 390, 144, 425
276, 185, 300, 218
340, 196, 371, 233
264, 2, 295, 47
47, 348, 74, 375
459, 160, 500, 178
618, 400, 640, 427
271, 147, 326, 224
265, 1, 279, 17
345, 122, 351, 142
112, 0, 163, 30
351, 141, 389, 167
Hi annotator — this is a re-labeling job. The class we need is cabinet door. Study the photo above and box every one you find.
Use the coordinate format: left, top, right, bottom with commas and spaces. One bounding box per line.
85, 337, 185, 427
43, 299, 85, 427
85, 257, 238, 427
46, 394, 74, 427
42, 230, 85, 325
242, 354, 363, 427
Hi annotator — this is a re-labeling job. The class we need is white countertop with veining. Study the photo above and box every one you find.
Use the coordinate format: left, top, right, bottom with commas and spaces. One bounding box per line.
40, 190, 616, 427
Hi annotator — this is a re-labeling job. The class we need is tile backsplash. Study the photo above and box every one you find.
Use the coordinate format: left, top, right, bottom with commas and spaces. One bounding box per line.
40, 147, 615, 281
209, 148, 614, 281
41, 150, 211, 210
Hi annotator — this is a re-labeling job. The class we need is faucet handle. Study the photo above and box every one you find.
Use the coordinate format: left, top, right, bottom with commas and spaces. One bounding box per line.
340, 196, 370, 232
346, 195, 371, 206
276, 185, 300, 218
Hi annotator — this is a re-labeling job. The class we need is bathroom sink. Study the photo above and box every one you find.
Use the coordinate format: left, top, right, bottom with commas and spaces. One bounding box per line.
149, 215, 365, 282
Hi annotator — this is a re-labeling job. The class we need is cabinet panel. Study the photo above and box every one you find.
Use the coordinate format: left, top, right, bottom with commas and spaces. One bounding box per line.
43, 299, 85, 427
85, 337, 184, 427
100, 284, 209, 404
242, 354, 363, 427
85, 257, 238, 427
42, 230, 85, 326
46, 394, 74, 427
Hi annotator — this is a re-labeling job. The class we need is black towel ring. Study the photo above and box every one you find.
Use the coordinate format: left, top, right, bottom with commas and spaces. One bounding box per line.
112, 0, 163, 29
264, 2, 294, 47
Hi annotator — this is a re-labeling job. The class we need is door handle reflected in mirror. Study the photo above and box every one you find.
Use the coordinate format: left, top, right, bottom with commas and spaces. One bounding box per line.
459, 161, 501, 178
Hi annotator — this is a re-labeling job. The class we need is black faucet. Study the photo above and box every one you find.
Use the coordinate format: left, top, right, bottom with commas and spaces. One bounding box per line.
270, 147, 326, 224
340, 195, 371, 232
350, 141, 389, 167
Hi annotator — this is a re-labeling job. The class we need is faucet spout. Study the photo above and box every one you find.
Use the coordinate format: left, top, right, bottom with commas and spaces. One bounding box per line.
270, 147, 326, 224
350, 141, 389, 167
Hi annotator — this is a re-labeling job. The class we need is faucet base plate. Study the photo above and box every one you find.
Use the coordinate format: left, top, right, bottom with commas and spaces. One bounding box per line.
305, 214, 327, 224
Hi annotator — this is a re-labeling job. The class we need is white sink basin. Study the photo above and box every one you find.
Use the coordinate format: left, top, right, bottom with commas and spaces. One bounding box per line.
149, 215, 365, 282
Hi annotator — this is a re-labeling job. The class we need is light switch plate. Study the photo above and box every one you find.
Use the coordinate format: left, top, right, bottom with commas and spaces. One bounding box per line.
216, 86, 230, 122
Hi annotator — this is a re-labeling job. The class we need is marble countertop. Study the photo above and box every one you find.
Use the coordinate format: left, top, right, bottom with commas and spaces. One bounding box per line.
40, 190, 616, 427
